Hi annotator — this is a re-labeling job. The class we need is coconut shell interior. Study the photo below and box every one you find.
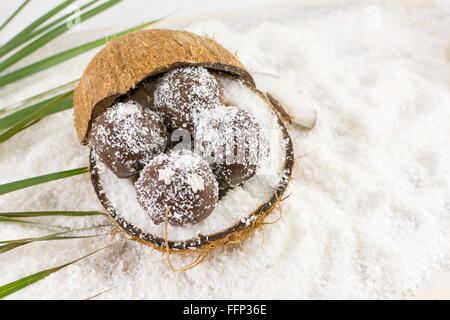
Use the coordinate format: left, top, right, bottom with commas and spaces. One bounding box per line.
74, 29, 253, 144
89, 91, 294, 252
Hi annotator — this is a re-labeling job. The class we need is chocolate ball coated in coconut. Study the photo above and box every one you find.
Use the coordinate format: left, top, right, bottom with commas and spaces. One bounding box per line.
90, 101, 167, 178
153, 66, 224, 132
195, 105, 269, 189
135, 150, 219, 226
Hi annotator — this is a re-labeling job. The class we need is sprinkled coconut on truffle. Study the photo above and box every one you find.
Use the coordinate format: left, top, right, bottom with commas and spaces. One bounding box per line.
90, 101, 167, 178
195, 105, 269, 189
153, 66, 224, 132
135, 150, 219, 226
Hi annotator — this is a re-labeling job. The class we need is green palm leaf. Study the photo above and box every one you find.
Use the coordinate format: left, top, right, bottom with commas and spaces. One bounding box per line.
0, 233, 104, 245
0, 93, 72, 131
0, 167, 88, 195
0, 0, 101, 58
0, 80, 77, 116
0, 0, 32, 33
0, 211, 104, 218
0, 235, 103, 255
0, 0, 76, 57
0, 227, 111, 255
0, 243, 28, 255
0, 91, 73, 142
0, 216, 70, 230
0, 244, 113, 299
0, 0, 122, 72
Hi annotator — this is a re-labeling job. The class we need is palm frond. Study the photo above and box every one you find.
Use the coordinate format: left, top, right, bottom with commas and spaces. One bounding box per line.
0, 93, 72, 131
0, 91, 73, 142
0, 243, 28, 255
0, 211, 104, 218
0, 0, 102, 58
0, 167, 88, 195
0, 0, 122, 72
0, 80, 77, 116
0, 227, 111, 255
0, 244, 114, 299
0, 0, 76, 57
0, 216, 70, 230
0, 0, 32, 33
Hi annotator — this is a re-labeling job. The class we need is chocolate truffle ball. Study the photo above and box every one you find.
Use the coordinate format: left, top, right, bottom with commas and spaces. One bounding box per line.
153, 66, 224, 132
90, 101, 167, 178
135, 150, 219, 226
194, 105, 269, 189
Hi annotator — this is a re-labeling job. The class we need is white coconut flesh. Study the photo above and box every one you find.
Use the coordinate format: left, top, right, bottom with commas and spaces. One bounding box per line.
93, 75, 290, 244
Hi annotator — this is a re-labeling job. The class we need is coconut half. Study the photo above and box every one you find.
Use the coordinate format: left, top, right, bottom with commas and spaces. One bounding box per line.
74, 29, 294, 253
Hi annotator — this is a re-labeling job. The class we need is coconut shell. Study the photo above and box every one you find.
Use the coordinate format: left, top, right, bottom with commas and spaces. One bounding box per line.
73, 29, 254, 144
75, 28, 296, 257
89, 90, 294, 253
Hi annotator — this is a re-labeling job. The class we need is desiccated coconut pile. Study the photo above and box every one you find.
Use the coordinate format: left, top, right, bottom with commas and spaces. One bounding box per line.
0, 1, 449, 299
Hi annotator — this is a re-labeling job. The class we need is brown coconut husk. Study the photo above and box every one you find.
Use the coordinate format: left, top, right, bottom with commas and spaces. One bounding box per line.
75, 28, 295, 257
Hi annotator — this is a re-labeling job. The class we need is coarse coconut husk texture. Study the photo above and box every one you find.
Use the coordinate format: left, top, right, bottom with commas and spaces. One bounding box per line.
73, 29, 254, 144
1, 1, 450, 299
75, 29, 294, 254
